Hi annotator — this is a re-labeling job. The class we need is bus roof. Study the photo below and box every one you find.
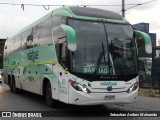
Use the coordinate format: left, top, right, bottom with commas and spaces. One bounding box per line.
17, 6, 128, 36
69, 6, 123, 20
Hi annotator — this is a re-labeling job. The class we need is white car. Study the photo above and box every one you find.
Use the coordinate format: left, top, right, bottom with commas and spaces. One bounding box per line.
0, 69, 3, 74
0, 74, 2, 83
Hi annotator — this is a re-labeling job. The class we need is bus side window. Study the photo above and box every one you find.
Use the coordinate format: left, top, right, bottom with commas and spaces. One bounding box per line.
55, 44, 59, 60
60, 42, 67, 63
21, 29, 31, 50
56, 37, 67, 67
52, 16, 66, 28
59, 37, 67, 65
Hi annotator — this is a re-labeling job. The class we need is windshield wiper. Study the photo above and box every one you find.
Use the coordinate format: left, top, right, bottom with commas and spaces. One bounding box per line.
94, 42, 106, 76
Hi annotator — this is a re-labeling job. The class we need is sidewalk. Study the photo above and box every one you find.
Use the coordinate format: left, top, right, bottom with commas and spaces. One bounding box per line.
139, 88, 160, 98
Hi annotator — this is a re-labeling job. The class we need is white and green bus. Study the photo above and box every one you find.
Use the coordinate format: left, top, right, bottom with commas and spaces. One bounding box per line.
3, 6, 152, 107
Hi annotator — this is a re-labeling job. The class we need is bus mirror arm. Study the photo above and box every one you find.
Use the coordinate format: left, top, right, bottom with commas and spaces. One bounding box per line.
134, 30, 152, 54
60, 24, 77, 51
59, 61, 68, 71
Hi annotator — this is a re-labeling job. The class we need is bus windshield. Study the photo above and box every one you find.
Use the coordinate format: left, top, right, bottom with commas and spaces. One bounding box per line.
68, 19, 138, 78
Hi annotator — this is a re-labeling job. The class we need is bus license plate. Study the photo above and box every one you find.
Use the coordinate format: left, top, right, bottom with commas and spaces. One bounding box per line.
104, 95, 115, 100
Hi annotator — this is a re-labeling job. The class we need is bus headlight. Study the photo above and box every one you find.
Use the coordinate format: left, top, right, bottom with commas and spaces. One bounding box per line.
127, 81, 139, 93
69, 80, 91, 93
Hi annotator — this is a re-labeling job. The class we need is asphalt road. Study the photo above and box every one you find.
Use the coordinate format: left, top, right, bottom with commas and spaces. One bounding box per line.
0, 82, 160, 120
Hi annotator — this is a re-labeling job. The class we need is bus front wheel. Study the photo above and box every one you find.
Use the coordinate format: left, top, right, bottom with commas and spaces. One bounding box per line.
45, 82, 58, 107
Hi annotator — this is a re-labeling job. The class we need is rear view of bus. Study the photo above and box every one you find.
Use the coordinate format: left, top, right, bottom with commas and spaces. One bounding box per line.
3, 6, 152, 107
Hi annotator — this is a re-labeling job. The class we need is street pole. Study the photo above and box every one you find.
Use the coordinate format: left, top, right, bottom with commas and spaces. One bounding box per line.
122, 0, 125, 17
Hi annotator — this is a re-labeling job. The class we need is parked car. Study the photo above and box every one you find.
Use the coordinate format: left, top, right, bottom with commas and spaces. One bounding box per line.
0, 69, 3, 83
0, 69, 3, 74
0, 74, 2, 83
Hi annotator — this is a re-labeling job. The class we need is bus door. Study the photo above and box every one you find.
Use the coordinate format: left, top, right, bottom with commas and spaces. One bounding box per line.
52, 26, 69, 103
57, 37, 69, 103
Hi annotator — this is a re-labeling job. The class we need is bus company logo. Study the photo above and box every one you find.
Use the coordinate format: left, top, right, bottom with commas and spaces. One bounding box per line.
107, 86, 112, 91
27, 50, 39, 61
100, 81, 117, 86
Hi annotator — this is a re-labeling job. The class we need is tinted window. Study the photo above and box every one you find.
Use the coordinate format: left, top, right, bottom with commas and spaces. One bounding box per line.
68, 19, 137, 77
30, 16, 66, 46
21, 29, 31, 50
52, 16, 66, 27
6, 16, 66, 52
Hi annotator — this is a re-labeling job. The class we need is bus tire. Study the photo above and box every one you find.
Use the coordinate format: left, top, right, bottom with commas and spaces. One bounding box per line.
12, 77, 19, 93
45, 82, 58, 107
10, 86, 13, 92
8, 75, 13, 92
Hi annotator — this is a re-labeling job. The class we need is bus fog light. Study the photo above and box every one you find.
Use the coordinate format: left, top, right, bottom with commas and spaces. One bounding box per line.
134, 97, 137, 101
75, 98, 80, 103
69, 80, 91, 93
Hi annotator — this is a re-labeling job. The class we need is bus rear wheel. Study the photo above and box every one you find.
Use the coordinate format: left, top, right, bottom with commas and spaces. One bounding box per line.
9, 76, 13, 92
45, 82, 58, 107
10, 84, 13, 92
12, 77, 19, 93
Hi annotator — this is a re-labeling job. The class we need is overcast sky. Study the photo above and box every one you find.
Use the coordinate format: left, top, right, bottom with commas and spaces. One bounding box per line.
0, 0, 159, 42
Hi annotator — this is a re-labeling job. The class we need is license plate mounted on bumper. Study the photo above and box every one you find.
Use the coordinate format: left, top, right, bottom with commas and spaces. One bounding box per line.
104, 95, 115, 100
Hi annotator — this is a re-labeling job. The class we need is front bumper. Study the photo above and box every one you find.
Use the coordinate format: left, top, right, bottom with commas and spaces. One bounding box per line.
69, 86, 138, 105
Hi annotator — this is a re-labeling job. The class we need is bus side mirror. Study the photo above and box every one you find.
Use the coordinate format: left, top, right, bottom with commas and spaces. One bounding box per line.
60, 24, 77, 51
134, 30, 152, 54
